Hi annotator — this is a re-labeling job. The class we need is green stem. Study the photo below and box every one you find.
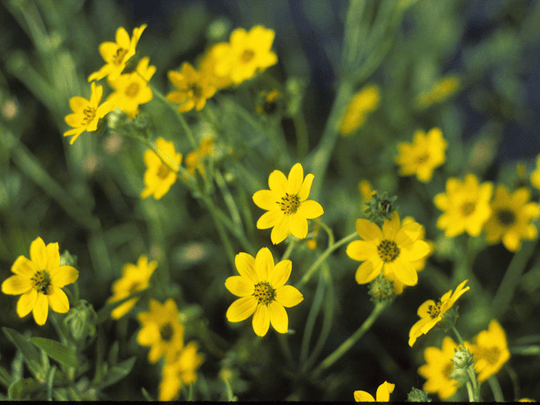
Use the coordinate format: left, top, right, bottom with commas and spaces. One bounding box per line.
299, 267, 326, 366
281, 239, 297, 261
466, 381, 476, 403
214, 168, 243, 230
452, 326, 465, 347
311, 301, 388, 379
488, 375, 504, 402
296, 231, 358, 289
314, 218, 335, 246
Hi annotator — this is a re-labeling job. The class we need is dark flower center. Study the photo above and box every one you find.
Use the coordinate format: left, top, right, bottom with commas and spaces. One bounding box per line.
427, 301, 442, 319
82, 106, 96, 125
160, 322, 174, 342
157, 163, 170, 179
478, 346, 501, 366
279, 193, 300, 215
125, 83, 140, 98
377, 240, 400, 262
240, 49, 255, 63
461, 201, 476, 217
32, 270, 51, 295
113, 48, 129, 65
253, 282, 274, 305
496, 208, 516, 227
190, 83, 203, 99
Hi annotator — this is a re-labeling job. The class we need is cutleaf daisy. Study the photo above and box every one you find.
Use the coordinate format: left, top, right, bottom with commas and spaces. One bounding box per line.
141, 137, 182, 200
470, 319, 510, 382
166, 62, 217, 113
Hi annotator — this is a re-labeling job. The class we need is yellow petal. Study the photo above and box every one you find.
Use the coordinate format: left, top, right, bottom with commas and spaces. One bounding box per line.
268, 170, 287, 195
354, 391, 375, 402
274, 285, 303, 308
269, 260, 291, 289
11, 256, 36, 278
1, 275, 33, 295
296, 200, 324, 219
69, 96, 89, 113
297, 173, 314, 201
225, 275, 254, 297
17, 289, 38, 318
252, 304, 270, 336
271, 215, 291, 245
287, 163, 303, 195
47, 286, 70, 313
30, 237, 48, 270
355, 218, 382, 241
346, 240, 377, 262
290, 214, 308, 239
382, 212, 400, 240
268, 301, 288, 333
253, 190, 279, 211
257, 209, 283, 230
234, 252, 259, 284
355, 260, 382, 284
137, 324, 160, 346
33, 293, 49, 325
255, 247, 273, 281
408, 318, 429, 347
115, 27, 131, 49
417, 300, 436, 318
390, 257, 418, 286
45, 243, 60, 272
50, 265, 79, 288
375, 381, 395, 401
226, 296, 258, 322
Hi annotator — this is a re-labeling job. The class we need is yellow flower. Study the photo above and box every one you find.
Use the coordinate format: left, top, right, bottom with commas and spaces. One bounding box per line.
1, 237, 79, 325
354, 381, 395, 402
212, 26, 278, 85
415, 75, 460, 108
483, 186, 539, 252
339, 85, 380, 136
255, 89, 282, 115
396, 128, 447, 183
225, 248, 303, 337
184, 137, 215, 178
106, 57, 156, 118
106, 255, 157, 319
140, 137, 182, 200
88, 24, 147, 82
531, 155, 540, 189
253, 163, 324, 245
159, 342, 204, 401
137, 298, 185, 364
408, 280, 469, 347
434, 174, 493, 238
470, 319, 510, 383
346, 211, 431, 287
418, 336, 466, 400
198, 43, 234, 90
167, 62, 217, 113
64, 82, 114, 144
359, 179, 374, 205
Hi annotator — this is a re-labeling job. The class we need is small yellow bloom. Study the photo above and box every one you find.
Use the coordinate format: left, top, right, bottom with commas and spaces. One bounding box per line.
346, 212, 431, 287
106, 255, 157, 319
434, 174, 493, 238
354, 381, 395, 402
339, 85, 380, 136
167, 62, 217, 113
484, 185, 539, 251
396, 128, 447, 183
225, 248, 303, 337
359, 179, 374, 205
415, 75, 460, 108
212, 25, 278, 85
470, 319, 510, 382
137, 298, 185, 364
184, 137, 215, 178
159, 341, 204, 401
418, 336, 467, 400
408, 280, 469, 347
198, 43, 234, 90
64, 82, 114, 144
531, 155, 540, 189
141, 137, 182, 200
106, 57, 156, 118
88, 24, 147, 82
255, 89, 282, 115
253, 163, 324, 245
1, 237, 79, 325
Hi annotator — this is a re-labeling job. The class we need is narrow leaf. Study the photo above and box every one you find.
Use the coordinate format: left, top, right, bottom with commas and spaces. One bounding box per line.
2, 328, 42, 376
96, 356, 136, 390
28, 337, 78, 368
8, 378, 41, 400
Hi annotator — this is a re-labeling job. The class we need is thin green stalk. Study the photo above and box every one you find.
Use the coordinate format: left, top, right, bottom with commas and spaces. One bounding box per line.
214, 168, 243, 230
203, 197, 236, 270
281, 239, 297, 261
314, 218, 335, 246
311, 301, 388, 379
466, 381, 476, 403
296, 231, 358, 289
300, 268, 326, 366
488, 375, 504, 402
277, 334, 295, 371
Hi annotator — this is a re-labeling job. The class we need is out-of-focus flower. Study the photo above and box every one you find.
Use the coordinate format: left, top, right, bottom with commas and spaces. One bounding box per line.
141, 137, 182, 200
530, 155, 540, 190
184, 137, 215, 178
354, 381, 395, 402
339, 85, 380, 136
159, 342, 204, 401
415, 75, 460, 108
167, 62, 217, 113
470, 319, 510, 383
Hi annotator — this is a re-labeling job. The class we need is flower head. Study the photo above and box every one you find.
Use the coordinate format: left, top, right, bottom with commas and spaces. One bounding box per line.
184, 137, 215, 178
253, 163, 324, 245
137, 298, 185, 363
340, 85, 380, 136
212, 26, 278, 85
106, 57, 156, 118
418, 336, 466, 400
415, 75, 460, 108
198, 44, 234, 90
434, 174, 493, 238
88, 24, 147, 82
159, 341, 204, 401
64, 82, 114, 144
106, 255, 157, 319
354, 381, 395, 402
346, 212, 431, 287
396, 128, 447, 183
141, 137, 182, 200
225, 248, 303, 337
470, 319, 510, 382
483, 186, 539, 251
1, 237, 79, 325
167, 62, 217, 113
408, 280, 469, 347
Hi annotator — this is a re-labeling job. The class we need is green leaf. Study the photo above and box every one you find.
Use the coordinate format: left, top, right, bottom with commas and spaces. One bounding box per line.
2, 327, 42, 377
141, 387, 154, 401
95, 356, 136, 390
28, 337, 79, 368
8, 378, 42, 400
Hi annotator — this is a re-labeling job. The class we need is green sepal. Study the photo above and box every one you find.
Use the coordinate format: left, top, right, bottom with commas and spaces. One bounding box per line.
28, 337, 79, 368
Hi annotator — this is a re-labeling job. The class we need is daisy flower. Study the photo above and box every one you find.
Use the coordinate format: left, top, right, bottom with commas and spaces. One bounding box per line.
470, 319, 510, 382
140, 137, 182, 200
159, 342, 204, 401
166, 62, 217, 113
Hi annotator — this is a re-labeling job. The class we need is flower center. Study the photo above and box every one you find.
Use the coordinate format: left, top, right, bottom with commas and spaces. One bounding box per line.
416, 153, 430, 164
377, 240, 400, 262
461, 201, 476, 217
443, 362, 454, 380
159, 322, 174, 342
240, 49, 255, 63
427, 301, 442, 319
125, 82, 140, 98
478, 346, 501, 366
157, 163, 170, 179
82, 106, 96, 125
113, 47, 129, 65
190, 83, 203, 99
253, 282, 274, 305
128, 281, 142, 294
32, 270, 51, 295
279, 193, 300, 215
496, 208, 516, 227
